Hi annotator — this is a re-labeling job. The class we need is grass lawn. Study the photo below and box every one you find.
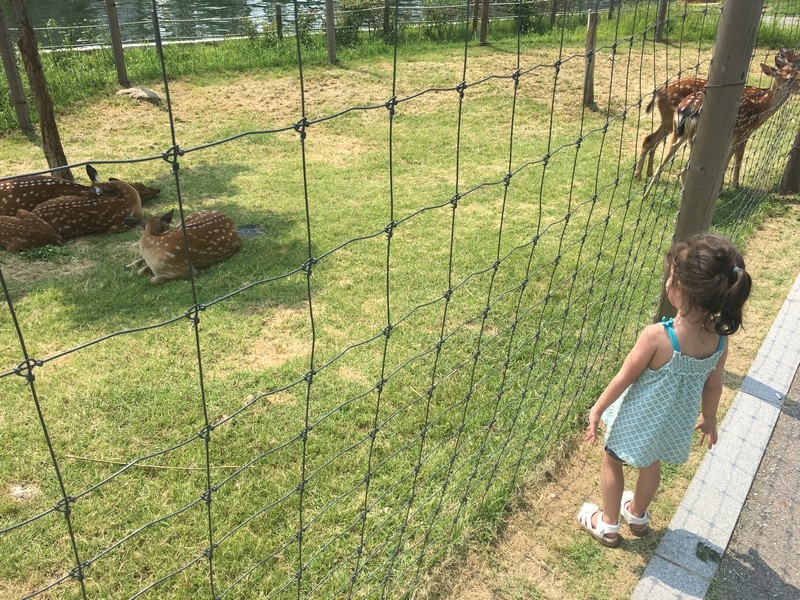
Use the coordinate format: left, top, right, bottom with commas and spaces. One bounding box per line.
1, 27, 799, 600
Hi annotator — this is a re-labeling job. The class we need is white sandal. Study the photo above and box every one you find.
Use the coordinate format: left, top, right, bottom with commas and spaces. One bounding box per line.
577, 503, 620, 547
620, 491, 650, 537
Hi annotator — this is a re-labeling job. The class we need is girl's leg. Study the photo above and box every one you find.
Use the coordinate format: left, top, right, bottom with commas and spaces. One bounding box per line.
598, 448, 625, 528
629, 459, 661, 519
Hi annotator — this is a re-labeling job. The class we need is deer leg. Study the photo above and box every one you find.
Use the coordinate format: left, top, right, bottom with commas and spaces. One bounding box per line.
731, 142, 746, 188
635, 126, 663, 180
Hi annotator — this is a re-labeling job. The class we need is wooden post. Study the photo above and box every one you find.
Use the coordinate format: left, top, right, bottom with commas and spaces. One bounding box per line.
0, 2, 34, 139
105, 0, 129, 88
325, 0, 336, 64
550, 0, 558, 26
10, 0, 72, 181
654, 0, 669, 42
472, 0, 481, 36
276, 4, 283, 41
657, 0, 764, 319
383, 0, 390, 41
608, 0, 615, 20
478, 0, 489, 46
780, 126, 800, 193
583, 11, 598, 110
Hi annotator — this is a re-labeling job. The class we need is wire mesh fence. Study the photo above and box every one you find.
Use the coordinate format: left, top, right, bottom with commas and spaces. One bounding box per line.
1, 0, 799, 598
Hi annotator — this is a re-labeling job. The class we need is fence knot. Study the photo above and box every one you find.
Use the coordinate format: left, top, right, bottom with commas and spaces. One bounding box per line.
69, 562, 88, 582
293, 118, 310, 140
303, 369, 316, 384
296, 478, 308, 494
55, 496, 74, 516
491, 260, 500, 272
443, 289, 453, 302
203, 544, 215, 559
575, 135, 583, 149
456, 81, 467, 98
503, 172, 512, 186
383, 324, 393, 339
449, 193, 461, 208
184, 303, 205, 324
299, 425, 312, 442
553, 59, 562, 73
302, 257, 317, 276
201, 489, 212, 505
384, 220, 397, 238
198, 424, 213, 441
161, 144, 184, 166
385, 96, 398, 116
14, 357, 39, 383
542, 153, 551, 166
368, 427, 379, 440
511, 70, 521, 83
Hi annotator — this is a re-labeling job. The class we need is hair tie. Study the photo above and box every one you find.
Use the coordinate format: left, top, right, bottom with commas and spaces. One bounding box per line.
732, 266, 741, 274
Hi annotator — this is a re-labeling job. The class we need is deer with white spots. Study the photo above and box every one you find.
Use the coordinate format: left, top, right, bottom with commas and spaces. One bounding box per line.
124, 209, 241, 284
0, 209, 63, 252
32, 176, 143, 238
643, 58, 800, 200
0, 165, 159, 216
635, 49, 798, 181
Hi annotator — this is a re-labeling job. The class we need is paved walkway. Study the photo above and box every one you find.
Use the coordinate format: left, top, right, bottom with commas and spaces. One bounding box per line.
631, 274, 800, 600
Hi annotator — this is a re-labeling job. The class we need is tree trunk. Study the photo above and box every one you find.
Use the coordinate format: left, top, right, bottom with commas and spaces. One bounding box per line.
0, 2, 35, 139
10, 0, 72, 180
780, 127, 800, 193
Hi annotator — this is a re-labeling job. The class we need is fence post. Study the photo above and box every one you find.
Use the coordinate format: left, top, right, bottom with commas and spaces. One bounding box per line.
105, 0, 129, 88
383, 0, 390, 41
478, 0, 489, 46
550, 0, 558, 26
657, 0, 764, 319
325, 0, 336, 64
276, 4, 283, 41
780, 126, 800, 193
0, 2, 35, 139
472, 0, 481, 36
654, 0, 669, 42
9, 0, 73, 181
583, 11, 598, 110
608, 0, 615, 20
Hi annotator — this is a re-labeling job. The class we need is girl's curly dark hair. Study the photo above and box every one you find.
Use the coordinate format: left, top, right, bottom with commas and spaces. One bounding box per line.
665, 233, 752, 335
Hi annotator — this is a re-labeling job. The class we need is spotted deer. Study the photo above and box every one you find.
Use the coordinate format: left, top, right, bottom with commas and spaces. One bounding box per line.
1, 165, 159, 217
643, 59, 800, 200
0, 173, 89, 215
0, 209, 63, 252
124, 209, 240, 284
634, 77, 708, 180
32, 176, 143, 238
635, 49, 798, 181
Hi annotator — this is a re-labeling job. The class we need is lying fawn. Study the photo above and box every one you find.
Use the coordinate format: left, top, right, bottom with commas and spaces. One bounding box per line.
0, 165, 159, 216
651, 60, 800, 190
0, 173, 88, 215
32, 177, 143, 238
124, 209, 240, 284
0, 209, 63, 252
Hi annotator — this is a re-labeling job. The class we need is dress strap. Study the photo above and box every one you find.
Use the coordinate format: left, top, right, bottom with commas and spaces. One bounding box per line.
660, 317, 680, 352
717, 334, 725, 353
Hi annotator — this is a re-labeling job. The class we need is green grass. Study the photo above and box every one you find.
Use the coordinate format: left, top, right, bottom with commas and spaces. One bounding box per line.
1, 14, 799, 600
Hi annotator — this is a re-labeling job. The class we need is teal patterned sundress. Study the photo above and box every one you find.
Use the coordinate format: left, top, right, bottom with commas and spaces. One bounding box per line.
602, 318, 724, 468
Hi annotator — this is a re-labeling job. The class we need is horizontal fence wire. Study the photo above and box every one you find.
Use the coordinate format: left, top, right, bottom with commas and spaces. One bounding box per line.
1, 0, 800, 598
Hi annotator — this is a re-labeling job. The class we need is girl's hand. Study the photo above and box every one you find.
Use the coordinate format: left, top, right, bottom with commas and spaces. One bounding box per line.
584, 408, 601, 444
694, 414, 718, 449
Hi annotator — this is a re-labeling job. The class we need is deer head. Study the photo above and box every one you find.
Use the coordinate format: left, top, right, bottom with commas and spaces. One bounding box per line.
125, 209, 240, 284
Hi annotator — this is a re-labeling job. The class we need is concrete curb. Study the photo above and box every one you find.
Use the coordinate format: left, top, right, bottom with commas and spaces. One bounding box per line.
631, 274, 800, 600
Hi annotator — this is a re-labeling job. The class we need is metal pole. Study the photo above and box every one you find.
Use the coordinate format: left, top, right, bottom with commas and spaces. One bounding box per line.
325, 0, 336, 64
658, 0, 764, 318
105, 0, 129, 88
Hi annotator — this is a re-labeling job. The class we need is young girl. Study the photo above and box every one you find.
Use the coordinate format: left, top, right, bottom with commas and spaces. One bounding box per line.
578, 233, 752, 547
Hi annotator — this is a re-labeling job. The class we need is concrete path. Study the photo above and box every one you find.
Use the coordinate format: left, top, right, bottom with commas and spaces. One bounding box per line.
631, 274, 800, 600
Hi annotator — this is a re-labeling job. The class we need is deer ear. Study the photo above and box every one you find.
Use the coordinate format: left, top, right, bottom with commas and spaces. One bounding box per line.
123, 216, 143, 229
86, 164, 99, 183
761, 63, 775, 76
775, 53, 787, 68
160, 209, 175, 227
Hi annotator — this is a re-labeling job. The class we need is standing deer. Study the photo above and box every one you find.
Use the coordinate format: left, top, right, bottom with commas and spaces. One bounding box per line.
124, 209, 240, 284
32, 177, 143, 238
635, 49, 798, 181
634, 77, 708, 180
643, 59, 800, 200
0, 165, 159, 215
0, 209, 63, 252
